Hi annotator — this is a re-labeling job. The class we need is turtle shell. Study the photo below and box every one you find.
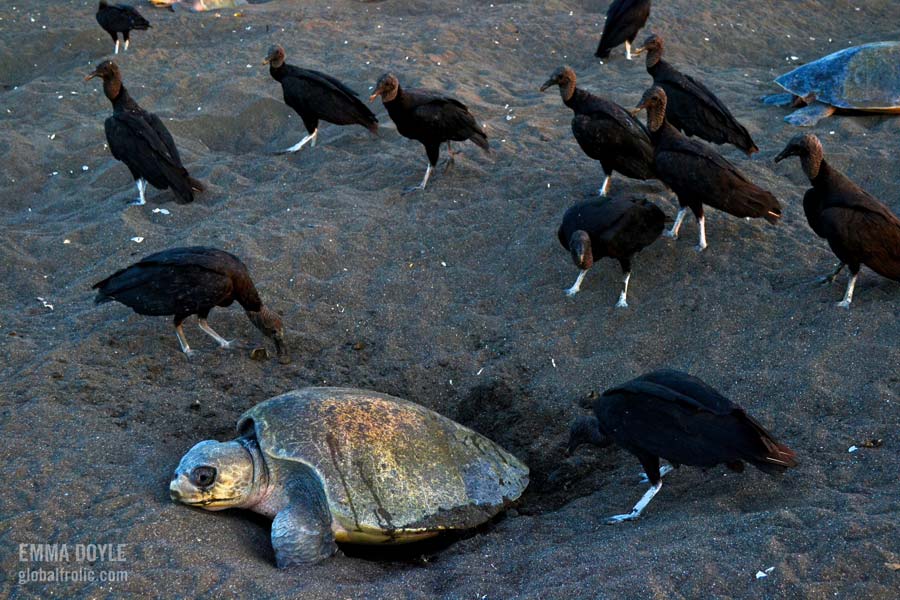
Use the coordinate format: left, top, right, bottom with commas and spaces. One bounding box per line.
775, 42, 900, 110
238, 388, 529, 543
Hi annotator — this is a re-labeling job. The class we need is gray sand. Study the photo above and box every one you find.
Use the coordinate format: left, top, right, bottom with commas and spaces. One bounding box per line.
1, 0, 898, 597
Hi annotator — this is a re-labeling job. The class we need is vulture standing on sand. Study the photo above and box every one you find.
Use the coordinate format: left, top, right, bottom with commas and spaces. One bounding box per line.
95, 0, 151, 55
775, 134, 900, 308
93, 247, 290, 362
540, 66, 655, 197
263, 45, 378, 154
635, 34, 758, 156
369, 73, 490, 194
567, 369, 797, 523
595, 0, 652, 61
557, 198, 665, 306
631, 86, 780, 251
86, 60, 203, 206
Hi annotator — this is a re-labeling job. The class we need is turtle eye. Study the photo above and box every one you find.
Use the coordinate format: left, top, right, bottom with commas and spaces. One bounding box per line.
190, 466, 217, 488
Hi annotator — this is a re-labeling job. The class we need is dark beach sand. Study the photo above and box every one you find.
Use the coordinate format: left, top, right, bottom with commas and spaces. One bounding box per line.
1, 0, 899, 597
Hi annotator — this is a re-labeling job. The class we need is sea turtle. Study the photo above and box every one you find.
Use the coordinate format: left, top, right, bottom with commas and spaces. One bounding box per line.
169, 388, 529, 567
763, 41, 900, 126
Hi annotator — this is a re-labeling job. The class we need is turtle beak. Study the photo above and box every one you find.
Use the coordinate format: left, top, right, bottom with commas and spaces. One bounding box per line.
539, 77, 557, 92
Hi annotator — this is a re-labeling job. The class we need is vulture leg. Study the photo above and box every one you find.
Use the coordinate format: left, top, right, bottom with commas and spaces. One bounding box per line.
442, 142, 460, 173
607, 482, 663, 523
625, 40, 633, 61
615, 272, 632, 308
696, 215, 708, 252
174, 323, 195, 358
599, 175, 611, 197
198, 319, 235, 349
837, 273, 858, 309
123, 31, 130, 51
565, 269, 588, 297
817, 263, 845, 285
130, 179, 147, 206
280, 129, 318, 154
403, 163, 433, 195
664, 207, 687, 239
114, 39, 120, 55
639, 464, 674, 484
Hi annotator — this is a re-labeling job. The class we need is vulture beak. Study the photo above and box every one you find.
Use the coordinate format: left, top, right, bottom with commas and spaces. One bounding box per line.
773, 148, 792, 163
539, 78, 557, 92
84, 71, 99, 82
632, 45, 647, 56
368, 90, 381, 103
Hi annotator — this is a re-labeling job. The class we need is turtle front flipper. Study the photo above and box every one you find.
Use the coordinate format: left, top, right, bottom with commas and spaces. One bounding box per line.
785, 103, 836, 127
271, 466, 337, 567
762, 93, 796, 107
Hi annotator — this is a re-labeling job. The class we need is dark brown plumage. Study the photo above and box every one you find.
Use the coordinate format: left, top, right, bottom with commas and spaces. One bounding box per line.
557, 198, 665, 306
540, 66, 655, 197
96, 0, 150, 55
567, 369, 797, 523
264, 45, 377, 154
636, 34, 758, 155
632, 86, 781, 251
93, 247, 289, 362
85, 61, 203, 206
369, 73, 489, 194
775, 134, 900, 308
595, 0, 651, 60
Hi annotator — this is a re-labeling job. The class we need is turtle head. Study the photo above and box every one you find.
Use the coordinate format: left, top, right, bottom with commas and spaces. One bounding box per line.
370, 73, 399, 103
568, 230, 593, 270
169, 440, 259, 511
775, 133, 824, 179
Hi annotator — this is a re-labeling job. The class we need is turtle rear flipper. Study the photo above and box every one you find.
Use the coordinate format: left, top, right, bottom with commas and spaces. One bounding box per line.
762, 93, 795, 107
785, 103, 836, 127
271, 466, 337, 567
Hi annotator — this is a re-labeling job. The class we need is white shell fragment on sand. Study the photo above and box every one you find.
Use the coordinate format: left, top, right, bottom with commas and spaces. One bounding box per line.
131, 237, 144, 243
152, 208, 170, 215
37, 297, 54, 311
848, 446, 859, 453
755, 567, 775, 579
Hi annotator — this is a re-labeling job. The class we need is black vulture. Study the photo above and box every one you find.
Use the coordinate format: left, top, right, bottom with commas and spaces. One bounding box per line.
567, 369, 797, 523
93, 247, 289, 362
557, 198, 664, 305
85, 60, 203, 206
775, 134, 900, 308
635, 34, 758, 156
96, 1, 151, 55
631, 86, 780, 251
595, 0, 652, 61
263, 45, 377, 154
369, 73, 490, 194
540, 66, 655, 197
